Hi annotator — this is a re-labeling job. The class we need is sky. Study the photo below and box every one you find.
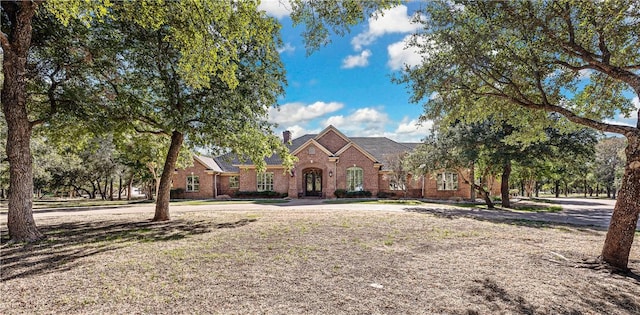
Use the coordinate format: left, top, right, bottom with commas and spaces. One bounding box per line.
259, 1, 431, 143
258, 1, 640, 143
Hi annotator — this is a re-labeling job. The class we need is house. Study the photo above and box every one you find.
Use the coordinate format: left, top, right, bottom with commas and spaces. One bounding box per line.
172, 125, 497, 199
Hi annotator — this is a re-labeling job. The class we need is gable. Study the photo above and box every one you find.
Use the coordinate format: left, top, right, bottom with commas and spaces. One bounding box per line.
316, 129, 349, 154
291, 139, 334, 157
335, 142, 378, 163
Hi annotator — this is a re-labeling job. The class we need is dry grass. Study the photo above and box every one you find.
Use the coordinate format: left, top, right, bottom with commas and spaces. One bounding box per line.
1, 209, 639, 314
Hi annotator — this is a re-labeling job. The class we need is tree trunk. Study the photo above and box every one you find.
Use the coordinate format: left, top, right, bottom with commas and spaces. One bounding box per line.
153, 130, 184, 221
607, 185, 611, 198
501, 160, 511, 208
555, 180, 560, 198
118, 175, 122, 200
583, 179, 588, 198
601, 135, 640, 270
469, 162, 476, 201
127, 175, 133, 201
109, 178, 114, 201
1, 2, 44, 242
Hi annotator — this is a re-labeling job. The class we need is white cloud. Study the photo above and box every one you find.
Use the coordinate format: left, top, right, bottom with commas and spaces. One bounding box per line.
341, 50, 372, 69
393, 117, 432, 142
627, 96, 639, 118
387, 35, 423, 70
277, 42, 295, 54
603, 96, 639, 128
323, 107, 390, 136
268, 101, 344, 125
258, 0, 291, 19
351, 5, 421, 51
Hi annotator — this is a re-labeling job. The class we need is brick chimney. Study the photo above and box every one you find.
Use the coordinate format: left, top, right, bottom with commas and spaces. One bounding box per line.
283, 130, 291, 144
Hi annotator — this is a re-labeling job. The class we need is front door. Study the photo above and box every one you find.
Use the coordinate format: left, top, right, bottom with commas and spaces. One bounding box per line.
304, 169, 322, 197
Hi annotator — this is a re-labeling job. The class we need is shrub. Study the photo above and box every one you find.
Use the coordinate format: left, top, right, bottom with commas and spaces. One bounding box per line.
234, 191, 286, 199
377, 191, 396, 199
334, 189, 347, 198
335, 190, 372, 198
170, 188, 185, 199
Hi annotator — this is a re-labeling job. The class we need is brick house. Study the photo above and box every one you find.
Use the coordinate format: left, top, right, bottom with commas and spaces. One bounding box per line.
172, 125, 498, 199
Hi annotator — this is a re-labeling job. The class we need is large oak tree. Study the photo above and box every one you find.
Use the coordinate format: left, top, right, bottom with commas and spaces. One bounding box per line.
1, 0, 399, 242
398, 0, 640, 270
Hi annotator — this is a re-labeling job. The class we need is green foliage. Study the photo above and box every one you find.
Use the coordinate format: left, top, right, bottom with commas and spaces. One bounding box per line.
595, 137, 627, 190
334, 189, 372, 198
288, 0, 401, 53
398, 0, 639, 136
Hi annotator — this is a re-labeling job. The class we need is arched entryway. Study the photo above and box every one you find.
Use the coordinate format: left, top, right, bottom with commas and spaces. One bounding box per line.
303, 168, 322, 197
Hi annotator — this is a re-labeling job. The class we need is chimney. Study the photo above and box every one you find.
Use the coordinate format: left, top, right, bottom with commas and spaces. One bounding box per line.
283, 130, 291, 144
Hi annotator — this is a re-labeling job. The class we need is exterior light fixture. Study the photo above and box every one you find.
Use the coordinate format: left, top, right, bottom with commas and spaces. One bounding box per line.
329, 170, 333, 177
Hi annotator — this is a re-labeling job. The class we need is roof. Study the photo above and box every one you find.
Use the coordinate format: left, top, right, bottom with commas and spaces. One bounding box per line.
208, 127, 422, 172
350, 137, 417, 163
194, 155, 223, 172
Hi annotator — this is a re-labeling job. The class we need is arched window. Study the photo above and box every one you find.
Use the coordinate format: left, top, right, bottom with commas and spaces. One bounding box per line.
346, 167, 363, 191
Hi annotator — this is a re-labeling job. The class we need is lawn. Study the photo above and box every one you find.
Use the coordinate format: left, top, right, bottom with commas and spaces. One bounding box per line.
1, 209, 639, 314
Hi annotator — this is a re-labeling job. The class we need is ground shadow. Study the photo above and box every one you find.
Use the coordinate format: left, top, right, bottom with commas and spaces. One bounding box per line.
467, 278, 537, 314
0, 218, 256, 281
403, 207, 615, 232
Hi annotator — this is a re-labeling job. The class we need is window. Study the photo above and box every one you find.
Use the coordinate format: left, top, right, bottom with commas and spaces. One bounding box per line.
389, 179, 406, 191
437, 172, 458, 191
308, 147, 315, 155
228, 176, 239, 189
257, 172, 274, 191
186, 175, 199, 192
346, 167, 363, 191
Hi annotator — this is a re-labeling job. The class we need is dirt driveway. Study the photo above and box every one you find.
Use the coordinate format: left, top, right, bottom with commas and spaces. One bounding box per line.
2, 197, 629, 230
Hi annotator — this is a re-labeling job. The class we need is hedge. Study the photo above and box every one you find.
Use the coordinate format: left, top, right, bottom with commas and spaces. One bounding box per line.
234, 191, 288, 198
334, 189, 372, 198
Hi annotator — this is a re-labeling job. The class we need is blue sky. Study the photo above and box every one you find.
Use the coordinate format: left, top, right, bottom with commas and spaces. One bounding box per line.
259, 1, 430, 143
258, 1, 639, 142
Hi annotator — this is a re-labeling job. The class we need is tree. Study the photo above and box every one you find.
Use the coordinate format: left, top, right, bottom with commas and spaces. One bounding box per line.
383, 152, 410, 198
1, 0, 399, 241
595, 137, 627, 198
404, 121, 500, 208
398, 0, 640, 270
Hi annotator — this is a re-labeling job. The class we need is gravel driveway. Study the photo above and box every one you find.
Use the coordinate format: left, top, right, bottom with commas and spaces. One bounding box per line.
3, 197, 630, 230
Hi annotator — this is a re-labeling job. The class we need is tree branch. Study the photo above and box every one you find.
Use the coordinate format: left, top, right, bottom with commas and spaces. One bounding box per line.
133, 126, 168, 136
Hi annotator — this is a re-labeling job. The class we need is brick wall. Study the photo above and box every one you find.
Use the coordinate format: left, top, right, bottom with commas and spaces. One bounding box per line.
172, 161, 214, 199
316, 130, 348, 154
292, 143, 334, 198
238, 168, 289, 195
378, 173, 424, 198
217, 174, 239, 196
335, 146, 379, 196
423, 170, 472, 200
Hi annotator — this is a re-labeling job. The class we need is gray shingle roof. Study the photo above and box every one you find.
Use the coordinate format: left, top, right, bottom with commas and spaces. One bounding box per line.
350, 137, 417, 163
203, 131, 421, 173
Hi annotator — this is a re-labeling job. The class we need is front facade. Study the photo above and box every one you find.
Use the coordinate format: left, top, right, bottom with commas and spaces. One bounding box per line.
173, 126, 496, 200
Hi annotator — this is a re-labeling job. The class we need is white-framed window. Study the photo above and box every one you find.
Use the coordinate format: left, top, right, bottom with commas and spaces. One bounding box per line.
186, 175, 199, 192
257, 172, 274, 192
228, 176, 239, 189
308, 146, 316, 155
346, 167, 364, 191
437, 172, 458, 191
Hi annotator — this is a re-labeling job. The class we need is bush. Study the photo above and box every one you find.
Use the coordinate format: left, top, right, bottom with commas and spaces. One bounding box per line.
334, 189, 372, 198
334, 189, 348, 198
170, 188, 185, 199
234, 191, 287, 199
377, 191, 396, 199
